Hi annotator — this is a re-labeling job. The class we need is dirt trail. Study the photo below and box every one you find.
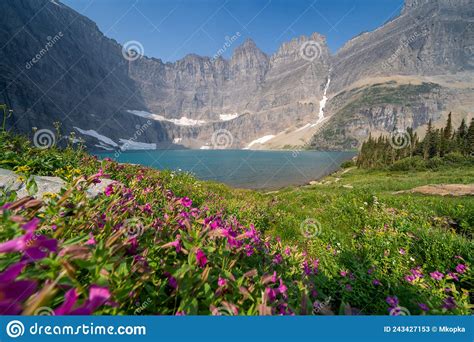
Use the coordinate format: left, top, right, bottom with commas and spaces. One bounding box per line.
395, 184, 474, 197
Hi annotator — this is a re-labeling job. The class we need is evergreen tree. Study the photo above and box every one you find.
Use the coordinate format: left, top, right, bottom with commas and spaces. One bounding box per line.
444, 113, 453, 139
356, 114, 472, 169
456, 119, 468, 155
423, 120, 433, 160
468, 118, 474, 156
440, 113, 453, 156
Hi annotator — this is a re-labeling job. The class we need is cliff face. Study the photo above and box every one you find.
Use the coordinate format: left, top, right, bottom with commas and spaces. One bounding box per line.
128, 33, 331, 147
308, 0, 474, 150
0, 0, 175, 148
1, 0, 473, 150
330, 0, 474, 92
0, 0, 332, 148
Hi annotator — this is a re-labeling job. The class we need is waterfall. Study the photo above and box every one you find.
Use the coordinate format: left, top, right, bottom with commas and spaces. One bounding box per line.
317, 76, 331, 124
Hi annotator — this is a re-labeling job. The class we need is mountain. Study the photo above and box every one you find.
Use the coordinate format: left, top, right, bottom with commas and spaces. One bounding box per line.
0, 0, 175, 151
108, 32, 331, 149
0, 0, 473, 150
309, 0, 474, 149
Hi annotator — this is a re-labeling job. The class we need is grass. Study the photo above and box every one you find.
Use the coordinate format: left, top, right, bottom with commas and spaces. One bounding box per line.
264, 166, 474, 240
0, 131, 472, 315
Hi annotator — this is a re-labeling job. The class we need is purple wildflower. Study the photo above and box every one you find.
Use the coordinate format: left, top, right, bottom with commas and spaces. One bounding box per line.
170, 236, 182, 253
418, 303, 429, 312
271, 271, 277, 283
217, 277, 227, 287
54, 289, 78, 315
84, 232, 96, 245
195, 249, 207, 268
302, 261, 311, 276
442, 297, 456, 310
447, 272, 459, 282
455, 264, 467, 274
142, 203, 153, 214
313, 259, 320, 274
0, 224, 58, 261
244, 244, 254, 257
278, 279, 287, 295
180, 197, 192, 208
265, 288, 277, 302
273, 254, 283, 265
386, 296, 399, 308
104, 184, 114, 196
0, 262, 26, 282
0, 279, 37, 314
430, 271, 444, 281
168, 276, 178, 289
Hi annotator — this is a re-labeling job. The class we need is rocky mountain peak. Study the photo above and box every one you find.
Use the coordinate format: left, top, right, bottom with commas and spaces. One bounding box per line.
230, 38, 268, 72
241, 37, 257, 49
232, 38, 266, 59
270, 32, 329, 67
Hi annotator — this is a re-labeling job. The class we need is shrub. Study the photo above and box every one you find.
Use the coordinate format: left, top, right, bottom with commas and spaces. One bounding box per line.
443, 152, 467, 165
389, 156, 427, 171
426, 156, 444, 170
341, 160, 355, 169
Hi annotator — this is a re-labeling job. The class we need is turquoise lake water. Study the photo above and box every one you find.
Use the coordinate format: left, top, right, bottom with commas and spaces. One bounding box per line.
95, 150, 356, 189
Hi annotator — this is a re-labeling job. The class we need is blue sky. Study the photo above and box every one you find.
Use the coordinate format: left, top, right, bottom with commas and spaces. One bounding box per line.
62, 0, 404, 62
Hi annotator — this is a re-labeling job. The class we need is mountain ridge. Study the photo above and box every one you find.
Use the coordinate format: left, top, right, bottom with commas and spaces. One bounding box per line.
0, 0, 472, 150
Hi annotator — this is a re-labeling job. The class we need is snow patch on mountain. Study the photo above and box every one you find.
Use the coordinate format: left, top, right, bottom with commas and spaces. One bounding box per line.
219, 113, 239, 121
127, 110, 207, 126
74, 127, 118, 147
119, 139, 156, 151
244, 135, 275, 149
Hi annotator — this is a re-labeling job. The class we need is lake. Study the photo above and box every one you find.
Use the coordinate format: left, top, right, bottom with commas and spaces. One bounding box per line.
95, 150, 356, 189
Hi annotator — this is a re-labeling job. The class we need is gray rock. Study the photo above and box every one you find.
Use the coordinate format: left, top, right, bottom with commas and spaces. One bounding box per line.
86, 179, 116, 199
0, 168, 118, 200
0, 168, 65, 199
